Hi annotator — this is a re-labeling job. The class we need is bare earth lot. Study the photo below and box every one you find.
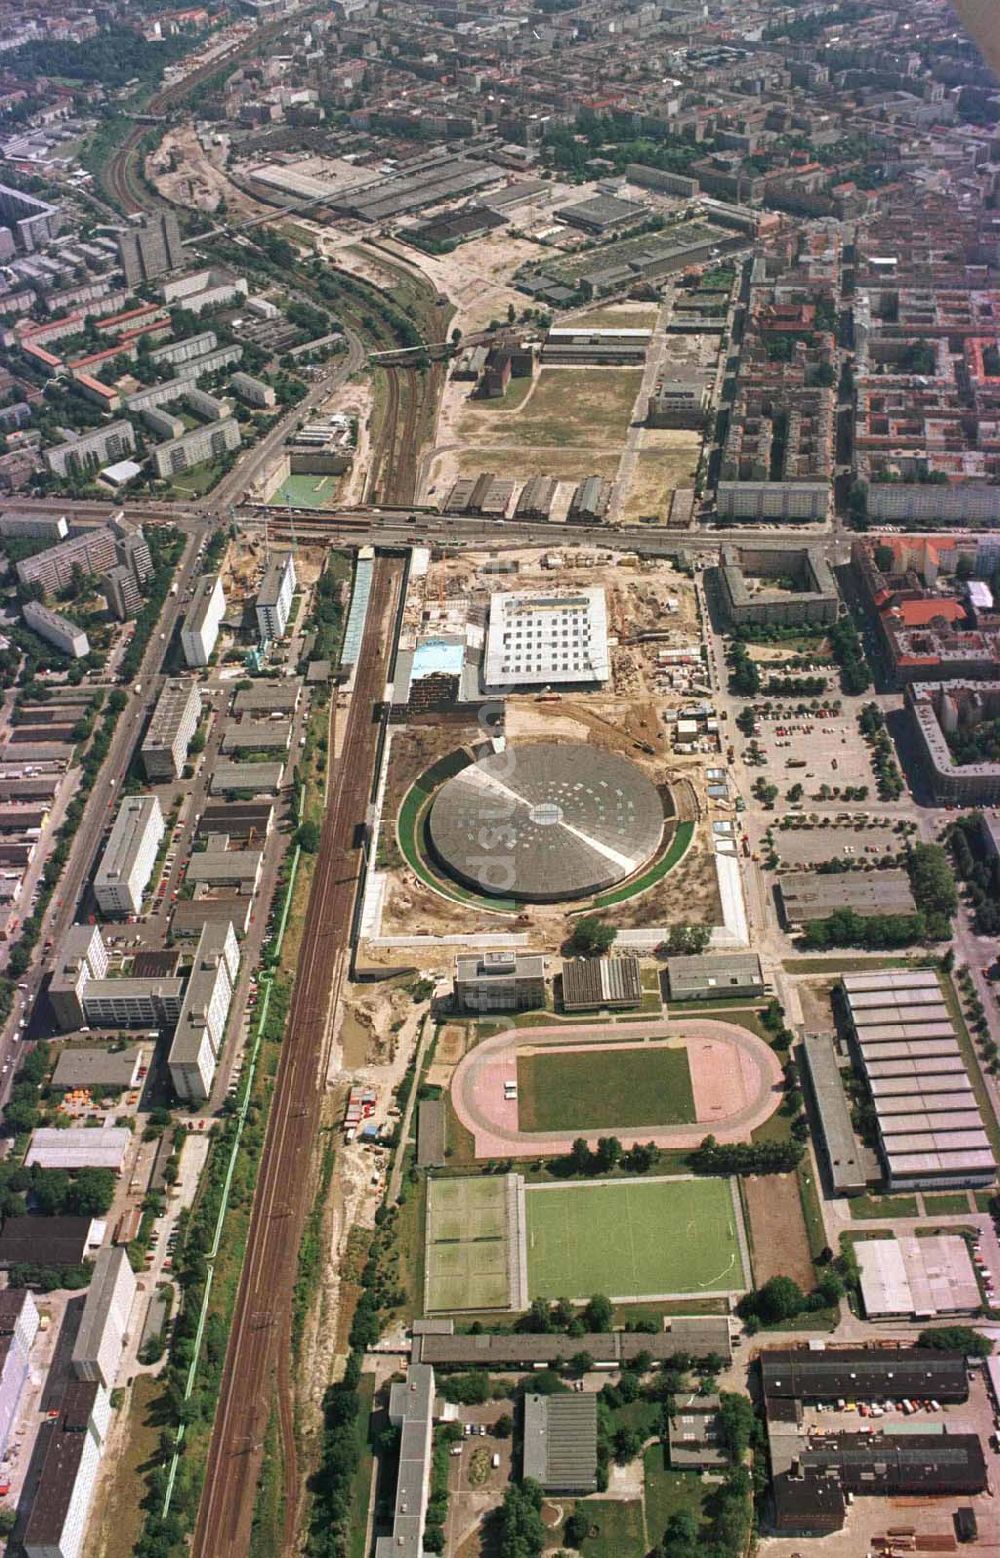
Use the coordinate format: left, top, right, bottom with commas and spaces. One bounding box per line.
743, 1172, 814, 1290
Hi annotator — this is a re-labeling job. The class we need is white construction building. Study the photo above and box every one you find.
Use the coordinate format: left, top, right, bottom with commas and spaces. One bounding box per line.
181, 573, 226, 667
483, 587, 610, 690
71, 1246, 136, 1392
255, 551, 296, 641
93, 794, 164, 917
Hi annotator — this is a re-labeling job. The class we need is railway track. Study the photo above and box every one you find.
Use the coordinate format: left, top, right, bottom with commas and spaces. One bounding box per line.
191, 554, 404, 1558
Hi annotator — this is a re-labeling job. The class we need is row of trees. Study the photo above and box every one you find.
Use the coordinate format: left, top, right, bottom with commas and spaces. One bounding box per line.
829, 615, 872, 695
948, 813, 1000, 935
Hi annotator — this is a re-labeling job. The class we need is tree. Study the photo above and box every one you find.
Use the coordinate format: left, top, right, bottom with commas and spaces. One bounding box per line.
570, 1137, 592, 1175
582, 1294, 613, 1332
296, 819, 321, 853
564, 1509, 590, 1548
498, 1480, 547, 1558
716, 1391, 755, 1462
659, 1509, 699, 1558
568, 1350, 593, 1377
745, 1274, 805, 1325
494, 1412, 513, 1438
613, 1424, 643, 1464
917, 1326, 992, 1358
594, 1136, 621, 1172
565, 917, 617, 956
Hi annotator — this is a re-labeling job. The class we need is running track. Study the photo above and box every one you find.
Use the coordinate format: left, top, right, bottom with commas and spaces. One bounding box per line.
451, 1020, 784, 1159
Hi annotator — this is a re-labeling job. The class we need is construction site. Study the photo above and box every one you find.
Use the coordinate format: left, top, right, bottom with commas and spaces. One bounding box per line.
358, 543, 724, 956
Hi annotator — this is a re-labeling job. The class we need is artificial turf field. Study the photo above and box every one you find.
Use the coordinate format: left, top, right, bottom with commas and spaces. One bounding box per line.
525, 1176, 747, 1300
517, 1044, 695, 1132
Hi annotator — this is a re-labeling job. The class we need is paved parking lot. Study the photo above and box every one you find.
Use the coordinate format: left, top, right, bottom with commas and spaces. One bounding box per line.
774, 822, 901, 867
751, 712, 875, 792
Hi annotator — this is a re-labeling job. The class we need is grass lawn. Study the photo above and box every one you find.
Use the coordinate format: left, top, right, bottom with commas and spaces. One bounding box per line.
456, 367, 641, 450
643, 1448, 706, 1546
348, 1374, 376, 1558
975, 1190, 998, 1213
782, 955, 918, 973
849, 1193, 920, 1221
525, 1175, 747, 1301
517, 1044, 695, 1132
572, 1498, 645, 1558
591, 821, 694, 908
923, 1192, 973, 1216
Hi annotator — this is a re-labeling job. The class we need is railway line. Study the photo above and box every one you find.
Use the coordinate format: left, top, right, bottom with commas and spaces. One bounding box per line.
191, 553, 405, 1558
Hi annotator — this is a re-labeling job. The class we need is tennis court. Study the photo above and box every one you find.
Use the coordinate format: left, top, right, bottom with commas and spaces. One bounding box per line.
524, 1176, 748, 1301
424, 1175, 516, 1312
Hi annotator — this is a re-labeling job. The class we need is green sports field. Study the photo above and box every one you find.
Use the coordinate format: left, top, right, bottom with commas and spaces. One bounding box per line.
424, 1175, 514, 1312
525, 1176, 747, 1301
517, 1044, 695, 1132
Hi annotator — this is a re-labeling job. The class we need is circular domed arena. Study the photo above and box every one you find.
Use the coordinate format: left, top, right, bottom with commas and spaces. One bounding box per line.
427, 741, 665, 902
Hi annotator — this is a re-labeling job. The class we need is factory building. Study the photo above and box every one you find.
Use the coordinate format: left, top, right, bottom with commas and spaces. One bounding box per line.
25, 1128, 131, 1173
141, 678, 201, 783
454, 952, 546, 1013
22, 601, 89, 659
483, 587, 610, 690
561, 955, 642, 1012
181, 573, 226, 667
168, 921, 240, 1105
48, 924, 109, 1031
23, 1381, 111, 1558
71, 1246, 136, 1392
255, 551, 296, 641
93, 794, 164, 918
841, 970, 995, 1190
185, 846, 262, 892
801, 1033, 868, 1196
777, 869, 916, 929
855, 1235, 980, 1321
210, 760, 284, 795
220, 719, 291, 755
523, 1392, 599, 1494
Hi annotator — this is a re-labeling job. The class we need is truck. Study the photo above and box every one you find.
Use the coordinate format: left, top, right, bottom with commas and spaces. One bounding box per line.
170, 582, 178, 596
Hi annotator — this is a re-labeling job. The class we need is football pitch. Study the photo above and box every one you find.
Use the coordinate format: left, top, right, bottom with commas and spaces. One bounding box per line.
524, 1176, 748, 1301
517, 1043, 695, 1132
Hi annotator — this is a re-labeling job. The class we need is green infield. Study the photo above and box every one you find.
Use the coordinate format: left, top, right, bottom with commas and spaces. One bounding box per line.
525, 1176, 747, 1301
424, 1175, 514, 1312
517, 1043, 695, 1132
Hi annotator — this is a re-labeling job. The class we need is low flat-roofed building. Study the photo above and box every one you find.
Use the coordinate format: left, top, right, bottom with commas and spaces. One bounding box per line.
220, 719, 291, 755
523, 1391, 598, 1494
374, 1364, 435, 1558
185, 848, 262, 892
25, 1126, 130, 1173
197, 802, 274, 841
81, 977, 185, 1030
801, 1033, 868, 1195
454, 952, 546, 1013
667, 1394, 727, 1468
170, 892, 253, 937
51, 1046, 145, 1093
665, 951, 764, 1002
561, 954, 642, 1011
412, 1316, 732, 1369
857, 1235, 981, 1321
886, 1147, 996, 1187
0, 1215, 100, 1269
210, 760, 283, 795
760, 1346, 969, 1404
778, 869, 916, 927
233, 682, 301, 715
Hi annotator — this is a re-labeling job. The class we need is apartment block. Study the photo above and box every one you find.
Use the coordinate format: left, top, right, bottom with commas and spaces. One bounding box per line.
152, 416, 241, 480
93, 794, 164, 917
255, 551, 296, 640
141, 679, 202, 782
230, 370, 276, 408
44, 422, 135, 479
22, 601, 89, 658
0, 1290, 39, 1453
23, 1381, 110, 1558
116, 212, 184, 289
181, 573, 226, 667
168, 921, 240, 1102
48, 924, 109, 1031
